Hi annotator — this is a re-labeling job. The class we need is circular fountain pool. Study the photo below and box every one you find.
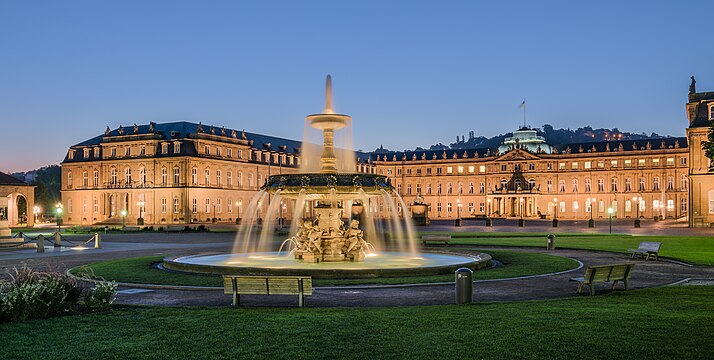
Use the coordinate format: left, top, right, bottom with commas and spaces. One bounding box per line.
164, 252, 490, 279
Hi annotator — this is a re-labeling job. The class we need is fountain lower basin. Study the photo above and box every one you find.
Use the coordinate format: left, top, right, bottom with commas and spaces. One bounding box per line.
163, 252, 490, 279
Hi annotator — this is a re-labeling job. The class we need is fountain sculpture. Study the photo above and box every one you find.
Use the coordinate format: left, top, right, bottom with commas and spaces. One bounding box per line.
164, 76, 487, 278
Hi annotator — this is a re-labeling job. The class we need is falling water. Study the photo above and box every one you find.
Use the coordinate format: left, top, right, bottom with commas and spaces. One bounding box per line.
256, 190, 283, 252
233, 190, 268, 254
289, 189, 307, 236
393, 192, 418, 255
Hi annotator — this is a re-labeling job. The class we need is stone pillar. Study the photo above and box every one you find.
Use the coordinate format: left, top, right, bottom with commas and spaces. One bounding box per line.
0, 197, 10, 238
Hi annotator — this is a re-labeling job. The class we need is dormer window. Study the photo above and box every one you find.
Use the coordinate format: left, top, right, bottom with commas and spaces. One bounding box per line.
161, 143, 169, 154
83, 148, 90, 158
93, 147, 100, 158
140, 145, 146, 155
709, 103, 714, 120
174, 142, 181, 153
111, 148, 117, 157
68, 149, 75, 159
125, 147, 131, 157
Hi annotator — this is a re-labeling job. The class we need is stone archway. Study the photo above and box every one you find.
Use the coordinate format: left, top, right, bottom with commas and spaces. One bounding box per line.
3, 191, 35, 227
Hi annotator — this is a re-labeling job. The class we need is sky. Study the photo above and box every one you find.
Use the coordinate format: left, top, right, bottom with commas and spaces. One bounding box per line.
1, 1, 713, 173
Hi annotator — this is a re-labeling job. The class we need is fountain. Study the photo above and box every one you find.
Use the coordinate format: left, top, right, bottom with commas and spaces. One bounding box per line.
164, 76, 489, 278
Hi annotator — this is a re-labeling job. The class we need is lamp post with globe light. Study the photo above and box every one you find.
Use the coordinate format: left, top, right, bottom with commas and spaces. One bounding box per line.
137, 201, 145, 226
518, 197, 525, 227
588, 197, 596, 228
607, 207, 614, 234
55, 203, 63, 234
552, 198, 558, 227
120, 209, 127, 230
455, 198, 462, 227
632, 196, 642, 227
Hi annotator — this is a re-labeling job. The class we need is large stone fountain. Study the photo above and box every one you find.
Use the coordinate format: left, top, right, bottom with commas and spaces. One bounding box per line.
164, 76, 487, 278
261, 75, 392, 263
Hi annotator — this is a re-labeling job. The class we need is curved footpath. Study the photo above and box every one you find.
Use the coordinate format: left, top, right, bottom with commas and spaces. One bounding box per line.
112, 247, 714, 307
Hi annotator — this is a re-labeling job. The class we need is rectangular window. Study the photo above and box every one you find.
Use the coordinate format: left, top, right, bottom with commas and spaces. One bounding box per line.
611, 160, 618, 168
217, 147, 222, 157
666, 157, 675, 166
140, 145, 146, 155
638, 159, 645, 167
173, 197, 179, 213
598, 179, 604, 192
597, 161, 604, 169
93, 198, 98, 213
174, 167, 180, 184
227, 172, 233, 187
93, 148, 100, 158
468, 166, 475, 173
571, 162, 578, 170
192, 198, 197, 213
162, 143, 168, 154
205, 198, 210, 213
161, 198, 167, 213
584, 161, 591, 169
547, 180, 552, 192
174, 143, 181, 153
227, 148, 233, 158
624, 159, 632, 168
125, 147, 131, 157
479, 165, 486, 173
501, 164, 508, 171
653, 158, 660, 167
681, 157, 687, 165
479, 202, 485, 213
559, 163, 565, 170
447, 167, 453, 174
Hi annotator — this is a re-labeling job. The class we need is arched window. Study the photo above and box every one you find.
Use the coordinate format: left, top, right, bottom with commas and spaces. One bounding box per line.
67, 171, 73, 188
93, 170, 99, 187
124, 167, 131, 185
191, 167, 198, 185
139, 167, 146, 186
173, 166, 180, 184
216, 170, 222, 186
572, 179, 578, 192
237, 171, 243, 187
82, 171, 88, 187
528, 179, 536, 190
558, 180, 565, 192
161, 167, 167, 185
110, 168, 117, 185
625, 178, 632, 192
681, 175, 688, 190
205, 168, 211, 185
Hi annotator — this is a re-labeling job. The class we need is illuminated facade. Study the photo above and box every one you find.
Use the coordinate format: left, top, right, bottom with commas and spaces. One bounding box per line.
61, 87, 714, 227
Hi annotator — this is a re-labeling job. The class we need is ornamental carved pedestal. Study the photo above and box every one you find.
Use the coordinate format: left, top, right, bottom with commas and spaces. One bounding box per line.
293, 205, 367, 263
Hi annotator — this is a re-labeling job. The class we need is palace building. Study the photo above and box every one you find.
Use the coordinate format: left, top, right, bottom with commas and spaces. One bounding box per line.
61, 85, 714, 227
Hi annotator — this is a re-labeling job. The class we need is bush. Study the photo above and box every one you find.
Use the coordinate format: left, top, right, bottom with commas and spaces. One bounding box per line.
82, 281, 117, 311
0, 266, 117, 323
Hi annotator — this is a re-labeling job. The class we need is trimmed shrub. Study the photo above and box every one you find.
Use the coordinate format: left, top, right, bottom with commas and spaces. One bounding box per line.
83, 281, 117, 311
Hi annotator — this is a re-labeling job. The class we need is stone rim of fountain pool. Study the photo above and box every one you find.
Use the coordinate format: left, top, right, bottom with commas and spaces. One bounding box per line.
163, 251, 491, 279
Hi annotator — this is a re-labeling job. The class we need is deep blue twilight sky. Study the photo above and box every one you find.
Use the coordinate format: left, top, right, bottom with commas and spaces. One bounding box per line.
1, 1, 713, 173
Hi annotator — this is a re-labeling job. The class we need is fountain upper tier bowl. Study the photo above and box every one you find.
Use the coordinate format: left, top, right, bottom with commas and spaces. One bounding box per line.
163, 252, 491, 279
261, 173, 394, 199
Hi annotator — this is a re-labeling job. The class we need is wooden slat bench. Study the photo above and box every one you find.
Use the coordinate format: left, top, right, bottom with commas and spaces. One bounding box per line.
628, 241, 662, 261
223, 275, 312, 307
421, 234, 451, 245
570, 263, 635, 295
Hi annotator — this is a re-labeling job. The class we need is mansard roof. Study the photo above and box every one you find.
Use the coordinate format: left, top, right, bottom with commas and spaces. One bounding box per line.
551, 137, 687, 154
371, 147, 496, 162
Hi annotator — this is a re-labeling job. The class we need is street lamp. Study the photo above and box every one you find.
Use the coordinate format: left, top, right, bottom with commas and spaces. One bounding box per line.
33, 206, 41, 224
235, 200, 242, 224
518, 197, 525, 227
632, 196, 642, 228
455, 198, 462, 227
588, 197, 596, 228
212, 202, 217, 223
280, 202, 287, 228
120, 209, 127, 229
486, 198, 493, 227
136, 200, 145, 226
552, 198, 558, 227
257, 201, 262, 225
607, 207, 614, 234
55, 204, 63, 234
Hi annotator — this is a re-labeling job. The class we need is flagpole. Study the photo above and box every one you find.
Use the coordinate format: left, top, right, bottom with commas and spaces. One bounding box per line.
523, 98, 526, 129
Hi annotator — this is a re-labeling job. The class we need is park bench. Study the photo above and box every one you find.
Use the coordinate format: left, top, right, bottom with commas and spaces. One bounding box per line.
421, 234, 451, 245
570, 263, 635, 295
628, 241, 662, 261
223, 275, 312, 307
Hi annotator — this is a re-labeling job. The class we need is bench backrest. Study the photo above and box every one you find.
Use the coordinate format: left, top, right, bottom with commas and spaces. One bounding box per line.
584, 263, 635, 283
637, 242, 662, 252
422, 235, 452, 240
223, 276, 313, 295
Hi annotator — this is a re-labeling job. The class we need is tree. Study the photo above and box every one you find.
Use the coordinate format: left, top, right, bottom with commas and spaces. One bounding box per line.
32, 165, 61, 215
702, 120, 714, 172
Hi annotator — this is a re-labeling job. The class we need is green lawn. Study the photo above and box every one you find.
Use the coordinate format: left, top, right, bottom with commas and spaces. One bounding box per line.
72, 250, 580, 287
426, 233, 714, 265
1, 286, 712, 359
